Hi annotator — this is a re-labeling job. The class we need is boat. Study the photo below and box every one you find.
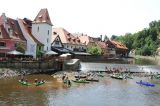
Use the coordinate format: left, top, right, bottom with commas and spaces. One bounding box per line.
72, 79, 90, 83
18, 80, 31, 86
75, 75, 87, 78
35, 81, 46, 86
110, 74, 124, 80
86, 78, 99, 82
136, 81, 155, 87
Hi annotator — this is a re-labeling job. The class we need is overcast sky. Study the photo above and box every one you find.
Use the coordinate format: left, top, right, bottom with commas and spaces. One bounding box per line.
1, 0, 160, 38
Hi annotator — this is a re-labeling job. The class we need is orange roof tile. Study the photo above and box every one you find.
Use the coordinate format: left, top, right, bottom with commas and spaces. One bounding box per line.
52, 28, 85, 45
33, 8, 53, 26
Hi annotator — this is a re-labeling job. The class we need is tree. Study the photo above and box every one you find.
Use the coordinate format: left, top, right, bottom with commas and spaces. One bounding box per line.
111, 35, 118, 40
87, 45, 102, 55
15, 42, 25, 53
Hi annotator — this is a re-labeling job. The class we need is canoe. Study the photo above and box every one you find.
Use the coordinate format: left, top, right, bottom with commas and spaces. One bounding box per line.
110, 75, 123, 80
86, 78, 99, 82
75, 75, 87, 78
35, 81, 46, 86
18, 80, 31, 86
72, 80, 90, 83
136, 81, 155, 87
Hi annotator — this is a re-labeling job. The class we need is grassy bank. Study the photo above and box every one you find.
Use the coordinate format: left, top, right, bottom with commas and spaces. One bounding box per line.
134, 55, 160, 65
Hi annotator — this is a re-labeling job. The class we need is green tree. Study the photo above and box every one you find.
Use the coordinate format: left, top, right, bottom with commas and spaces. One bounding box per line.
15, 42, 25, 53
87, 45, 102, 55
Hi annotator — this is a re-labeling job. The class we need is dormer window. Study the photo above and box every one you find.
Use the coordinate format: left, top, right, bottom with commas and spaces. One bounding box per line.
53, 32, 57, 35
38, 15, 42, 18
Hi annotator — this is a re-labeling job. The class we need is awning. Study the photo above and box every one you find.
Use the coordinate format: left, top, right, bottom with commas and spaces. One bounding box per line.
73, 52, 91, 55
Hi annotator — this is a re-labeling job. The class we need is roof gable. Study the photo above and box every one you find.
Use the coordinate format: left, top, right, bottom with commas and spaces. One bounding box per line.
53, 28, 84, 45
0, 25, 10, 39
33, 8, 53, 26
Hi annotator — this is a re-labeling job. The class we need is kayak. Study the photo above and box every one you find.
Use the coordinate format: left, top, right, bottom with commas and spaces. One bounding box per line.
86, 78, 99, 82
35, 81, 46, 86
136, 81, 155, 87
18, 80, 31, 86
72, 80, 90, 83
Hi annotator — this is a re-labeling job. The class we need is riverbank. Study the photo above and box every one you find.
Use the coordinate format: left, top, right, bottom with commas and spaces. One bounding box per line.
133, 55, 160, 65
0, 68, 20, 79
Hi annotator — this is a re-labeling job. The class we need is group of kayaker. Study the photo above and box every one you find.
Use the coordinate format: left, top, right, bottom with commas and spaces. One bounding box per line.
34, 79, 45, 84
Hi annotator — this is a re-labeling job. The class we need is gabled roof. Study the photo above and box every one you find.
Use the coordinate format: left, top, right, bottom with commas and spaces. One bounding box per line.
7, 18, 26, 41
19, 18, 43, 45
53, 28, 84, 45
106, 40, 128, 50
51, 34, 63, 47
77, 33, 97, 45
33, 8, 53, 26
0, 25, 10, 39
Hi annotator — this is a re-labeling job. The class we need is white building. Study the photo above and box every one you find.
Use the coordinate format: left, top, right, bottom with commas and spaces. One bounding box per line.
32, 8, 53, 52
18, 18, 44, 58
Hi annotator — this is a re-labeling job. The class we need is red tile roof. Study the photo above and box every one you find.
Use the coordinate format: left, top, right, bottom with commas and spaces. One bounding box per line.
33, 8, 53, 26
53, 28, 85, 45
0, 25, 10, 39
7, 18, 26, 41
110, 40, 128, 50
19, 18, 43, 45
77, 34, 96, 45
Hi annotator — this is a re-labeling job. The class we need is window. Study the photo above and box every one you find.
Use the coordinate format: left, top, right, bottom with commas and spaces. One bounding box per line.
55, 41, 59, 45
48, 30, 49, 35
37, 26, 39, 32
47, 38, 49, 43
0, 32, 1, 35
47, 47, 48, 50
0, 42, 6, 47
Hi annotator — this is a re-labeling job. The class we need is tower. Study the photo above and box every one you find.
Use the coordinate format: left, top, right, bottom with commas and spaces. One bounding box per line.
32, 8, 53, 51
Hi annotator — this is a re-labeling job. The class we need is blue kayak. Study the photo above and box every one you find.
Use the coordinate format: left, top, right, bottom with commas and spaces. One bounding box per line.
136, 81, 155, 87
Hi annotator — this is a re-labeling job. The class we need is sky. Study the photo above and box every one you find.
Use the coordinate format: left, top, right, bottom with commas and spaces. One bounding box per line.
1, 0, 160, 38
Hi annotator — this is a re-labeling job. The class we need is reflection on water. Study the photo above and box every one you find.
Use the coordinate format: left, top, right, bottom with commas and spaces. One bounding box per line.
0, 58, 160, 106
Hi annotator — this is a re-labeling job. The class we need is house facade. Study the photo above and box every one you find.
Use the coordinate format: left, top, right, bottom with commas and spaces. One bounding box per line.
52, 28, 86, 53
105, 40, 128, 57
0, 13, 26, 57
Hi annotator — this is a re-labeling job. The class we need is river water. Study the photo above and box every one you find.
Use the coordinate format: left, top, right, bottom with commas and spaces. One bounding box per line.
0, 58, 160, 106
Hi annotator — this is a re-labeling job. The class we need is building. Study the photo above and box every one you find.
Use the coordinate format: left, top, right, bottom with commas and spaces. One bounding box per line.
96, 41, 109, 57
51, 34, 71, 54
105, 40, 128, 57
52, 28, 86, 53
0, 13, 26, 57
32, 8, 53, 52
18, 18, 44, 58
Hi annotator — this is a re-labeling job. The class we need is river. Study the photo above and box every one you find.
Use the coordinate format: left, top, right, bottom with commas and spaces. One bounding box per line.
0, 58, 160, 106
